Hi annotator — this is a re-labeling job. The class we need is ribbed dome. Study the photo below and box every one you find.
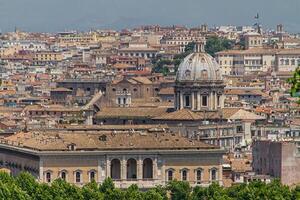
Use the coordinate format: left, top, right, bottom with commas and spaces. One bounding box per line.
176, 52, 222, 82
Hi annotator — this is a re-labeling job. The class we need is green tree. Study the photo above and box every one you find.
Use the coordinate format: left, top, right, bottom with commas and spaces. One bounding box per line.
153, 185, 168, 200
50, 179, 83, 200
0, 171, 15, 184
143, 189, 165, 200
99, 178, 125, 200
125, 184, 143, 200
34, 183, 53, 200
167, 180, 191, 200
287, 67, 300, 103
82, 181, 103, 200
292, 185, 300, 200
205, 36, 234, 57
15, 172, 39, 198
0, 182, 31, 200
99, 178, 115, 193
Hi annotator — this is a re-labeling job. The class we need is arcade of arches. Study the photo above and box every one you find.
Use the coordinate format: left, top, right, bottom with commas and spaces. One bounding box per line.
110, 157, 154, 180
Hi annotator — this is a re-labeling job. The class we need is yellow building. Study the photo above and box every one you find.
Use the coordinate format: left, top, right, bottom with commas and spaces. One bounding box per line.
0, 45, 22, 57
33, 51, 63, 65
0, 129, 225, 188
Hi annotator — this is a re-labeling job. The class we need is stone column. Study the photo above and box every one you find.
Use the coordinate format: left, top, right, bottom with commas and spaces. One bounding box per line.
153, 157, 158, 180
174, 92, 178, 110
197, 92, 201, 110
214, 92, 218, 110
39, 160, 43, 182
121, 157, 127, 180
209, 92, 213, 110
180, 92, 184, 109
106, 158, 111, 178
191, 92, 195, 110
137, 156, 143, 180
97, 159, 102, 183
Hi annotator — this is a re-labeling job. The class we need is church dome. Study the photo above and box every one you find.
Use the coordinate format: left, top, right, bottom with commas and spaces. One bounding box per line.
176, 43, 222, 82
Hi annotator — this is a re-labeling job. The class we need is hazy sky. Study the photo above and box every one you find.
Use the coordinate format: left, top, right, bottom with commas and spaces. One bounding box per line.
0, 0, 299, 33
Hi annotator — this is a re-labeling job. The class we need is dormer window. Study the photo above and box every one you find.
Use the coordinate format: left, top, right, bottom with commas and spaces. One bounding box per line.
185, 70, 191, 78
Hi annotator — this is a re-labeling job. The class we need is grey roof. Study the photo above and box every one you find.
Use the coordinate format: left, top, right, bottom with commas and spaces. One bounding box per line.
176, 52, 222, 82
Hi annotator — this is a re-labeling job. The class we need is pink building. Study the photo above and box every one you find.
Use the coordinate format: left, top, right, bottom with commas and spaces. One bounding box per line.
252, 140, 300, 186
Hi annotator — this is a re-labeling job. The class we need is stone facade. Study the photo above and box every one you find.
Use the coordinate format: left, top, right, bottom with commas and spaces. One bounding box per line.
252, 140, 300, 186
0, 142, 224, 188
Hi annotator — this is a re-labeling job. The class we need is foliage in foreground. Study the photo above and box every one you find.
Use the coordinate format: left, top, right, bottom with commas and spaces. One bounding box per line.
0, 172, 299, 200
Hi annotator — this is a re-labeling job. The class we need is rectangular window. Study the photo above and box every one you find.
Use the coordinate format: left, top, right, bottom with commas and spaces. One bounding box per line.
202, 96, 208, 107
211, 169, 217, 181
217, 96, 220, 106
184, 95, 190, 107
182, 170, 187, 181
76, 172, 81, 183
168, 171, 173, 181
46, 173, 51, 183
196, 170, 202, 183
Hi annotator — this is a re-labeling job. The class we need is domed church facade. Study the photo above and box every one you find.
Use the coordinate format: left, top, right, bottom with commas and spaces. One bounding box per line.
175, 40, 225, 111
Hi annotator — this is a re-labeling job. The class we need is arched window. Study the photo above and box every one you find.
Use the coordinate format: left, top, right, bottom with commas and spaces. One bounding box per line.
285, 59, 289, 65
46, 172, 51, 183
143, 158, 153, 179
185, 70, 191, 78
201, 70, 208, 79
75, 171, 81, 183
181, 169, 188, 181
111, 159, 121, 180
210, 168, 218, 181
60, 171, 67, 181
127, 158, 137, 180
195, 169, 203, 184
89, 170, 96, 182
280, 59, 284, 65
167, 169, 174, 181
291, 59, 296, 65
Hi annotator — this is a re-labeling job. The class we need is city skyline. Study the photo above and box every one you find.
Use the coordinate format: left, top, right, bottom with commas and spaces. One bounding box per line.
0, 0, 300, 33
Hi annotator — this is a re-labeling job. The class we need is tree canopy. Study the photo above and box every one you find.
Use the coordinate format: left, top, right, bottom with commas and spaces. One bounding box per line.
0, 172, 299, 200
205, 36, 235, 57
287, 66, 300, 103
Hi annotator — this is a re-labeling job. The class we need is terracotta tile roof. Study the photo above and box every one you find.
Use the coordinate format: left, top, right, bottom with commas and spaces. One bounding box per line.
153, 109, 221, 121
2, 130, 220, 151
51, 87, 72, 92
95, 107, 168, 119
24, 105, 81, 112
255, 107, 273, 114
130, 77, 152, 84
227, 109, 265, 120
158, 87, 174, 95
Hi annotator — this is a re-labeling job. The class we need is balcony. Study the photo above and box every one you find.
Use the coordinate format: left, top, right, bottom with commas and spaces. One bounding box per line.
113, 179, 162, 189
